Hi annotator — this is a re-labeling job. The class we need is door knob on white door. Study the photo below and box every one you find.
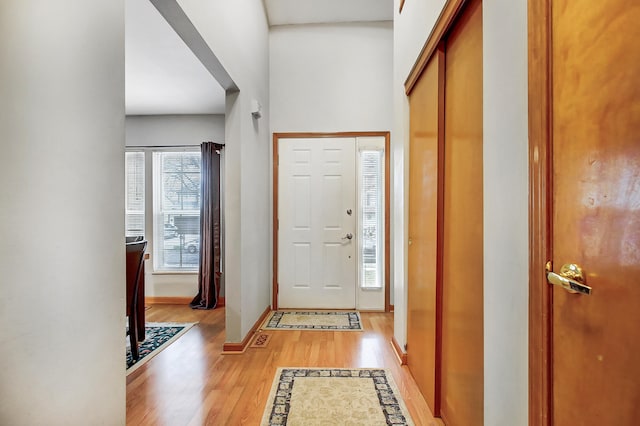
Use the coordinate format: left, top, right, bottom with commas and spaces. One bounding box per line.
342, 233, 353, 240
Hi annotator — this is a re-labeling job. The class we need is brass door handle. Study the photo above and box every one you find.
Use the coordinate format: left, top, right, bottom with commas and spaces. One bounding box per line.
545, 262, 592, 295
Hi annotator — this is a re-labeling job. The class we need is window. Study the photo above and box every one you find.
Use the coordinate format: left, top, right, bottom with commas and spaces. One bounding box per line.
153, 151, 201, 271
125, 152, 145, 237
359, 149, 384, 289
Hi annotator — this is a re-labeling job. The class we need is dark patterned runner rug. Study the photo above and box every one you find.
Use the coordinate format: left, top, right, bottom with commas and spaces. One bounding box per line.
126, 322, 196, 375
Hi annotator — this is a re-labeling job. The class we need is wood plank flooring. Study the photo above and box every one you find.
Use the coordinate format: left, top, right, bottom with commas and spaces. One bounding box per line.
126, 305, 441, 425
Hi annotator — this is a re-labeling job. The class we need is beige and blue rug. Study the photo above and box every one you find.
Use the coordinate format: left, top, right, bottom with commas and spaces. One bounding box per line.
261, 368, 414, 425
126, 322, 196, 375
262, 311, 363, 331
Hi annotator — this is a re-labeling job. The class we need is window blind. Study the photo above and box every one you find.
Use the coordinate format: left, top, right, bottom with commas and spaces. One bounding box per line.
125, 152, 145, 237
153, 151, 201, 271
360, 150, 383, 289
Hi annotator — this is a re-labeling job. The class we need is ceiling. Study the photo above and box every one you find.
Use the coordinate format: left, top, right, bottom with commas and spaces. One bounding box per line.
264, 0, 393, 26
125, 0, 393, 116
125, 0, 225, 115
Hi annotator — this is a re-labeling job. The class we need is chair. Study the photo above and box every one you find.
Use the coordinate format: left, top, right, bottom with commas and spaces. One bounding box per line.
126, 240, 147, 361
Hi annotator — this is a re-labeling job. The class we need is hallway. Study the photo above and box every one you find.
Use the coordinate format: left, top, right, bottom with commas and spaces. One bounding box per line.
126, 305, 440, 425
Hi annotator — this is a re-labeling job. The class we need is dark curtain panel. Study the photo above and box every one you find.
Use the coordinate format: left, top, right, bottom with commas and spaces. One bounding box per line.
191, 142, 223, 310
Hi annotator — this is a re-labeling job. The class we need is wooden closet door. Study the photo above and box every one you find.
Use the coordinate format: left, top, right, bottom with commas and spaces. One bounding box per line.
529, 1, 640, 424
407, 48, 444, 414
549, 1, 640, 424
440, 0, 483, 424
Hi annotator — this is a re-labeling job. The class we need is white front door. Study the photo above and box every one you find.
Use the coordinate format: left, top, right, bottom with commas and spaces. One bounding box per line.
278, 137, 356, 308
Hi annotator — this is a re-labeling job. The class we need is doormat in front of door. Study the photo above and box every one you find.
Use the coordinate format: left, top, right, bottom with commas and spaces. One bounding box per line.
261, 311, 362, 331
260, 368, 414, 425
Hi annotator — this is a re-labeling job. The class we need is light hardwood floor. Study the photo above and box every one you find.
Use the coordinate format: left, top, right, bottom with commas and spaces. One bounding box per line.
127, 305, 441, 425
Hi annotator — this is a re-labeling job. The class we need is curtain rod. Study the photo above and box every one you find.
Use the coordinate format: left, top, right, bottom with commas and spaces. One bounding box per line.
127, 143, 225, 149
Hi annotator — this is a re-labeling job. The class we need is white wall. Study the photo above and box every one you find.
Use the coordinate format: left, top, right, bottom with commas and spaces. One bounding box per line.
393, 0, 529, 424
270, 22, 393, 133
392, 0, 446, 353
125, 114, 225, 298
0, 1, 125, 424
270, 21, 393, 309
126, 114, 225, 147
483, 1, 528, 424
178, 0, 271, 342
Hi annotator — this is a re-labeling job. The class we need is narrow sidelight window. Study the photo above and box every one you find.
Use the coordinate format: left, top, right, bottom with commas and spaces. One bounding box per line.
359, 149, 384, 289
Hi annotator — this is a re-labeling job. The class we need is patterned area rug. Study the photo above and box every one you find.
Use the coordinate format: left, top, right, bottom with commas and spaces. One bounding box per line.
261, 368, 414, 425
126, 322, 196, 375
262, 311, 363, 331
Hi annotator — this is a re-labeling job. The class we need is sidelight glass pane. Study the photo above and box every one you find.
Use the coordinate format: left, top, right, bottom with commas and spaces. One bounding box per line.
359, 150, 383, 289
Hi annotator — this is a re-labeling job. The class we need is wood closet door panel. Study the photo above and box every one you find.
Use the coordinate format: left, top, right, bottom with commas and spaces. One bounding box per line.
407, 47, 444, 414
549, 1, 640, 424
440, 0, 484, 424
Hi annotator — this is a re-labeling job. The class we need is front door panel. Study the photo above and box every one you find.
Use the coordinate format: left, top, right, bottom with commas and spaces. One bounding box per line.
278, 138, 356, 308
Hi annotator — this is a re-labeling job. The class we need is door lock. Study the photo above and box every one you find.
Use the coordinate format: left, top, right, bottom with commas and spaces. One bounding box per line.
546, 261, 592, 295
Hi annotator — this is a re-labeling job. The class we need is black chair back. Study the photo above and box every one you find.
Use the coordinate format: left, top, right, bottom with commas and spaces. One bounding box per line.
126, 240, 147, 360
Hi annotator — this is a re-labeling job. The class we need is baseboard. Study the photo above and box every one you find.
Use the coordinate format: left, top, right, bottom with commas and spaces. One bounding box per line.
391, 336, 408, 365
145, 296, 225, 307
222, 305, 271, 354
145, 296, 192, 305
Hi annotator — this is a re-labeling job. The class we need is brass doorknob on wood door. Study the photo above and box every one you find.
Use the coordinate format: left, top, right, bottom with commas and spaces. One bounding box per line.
545, 261, 592, 295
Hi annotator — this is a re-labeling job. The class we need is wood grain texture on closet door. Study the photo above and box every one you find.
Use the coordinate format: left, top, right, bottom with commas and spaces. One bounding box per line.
550, 1, 640, 424
440, 0, 483, 424
407, 47, 444, 415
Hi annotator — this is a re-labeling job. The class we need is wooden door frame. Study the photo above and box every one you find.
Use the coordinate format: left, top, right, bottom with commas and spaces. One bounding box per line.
404, 0, 467, 93
272, 131, 391, 311
528, 0, 553, 425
